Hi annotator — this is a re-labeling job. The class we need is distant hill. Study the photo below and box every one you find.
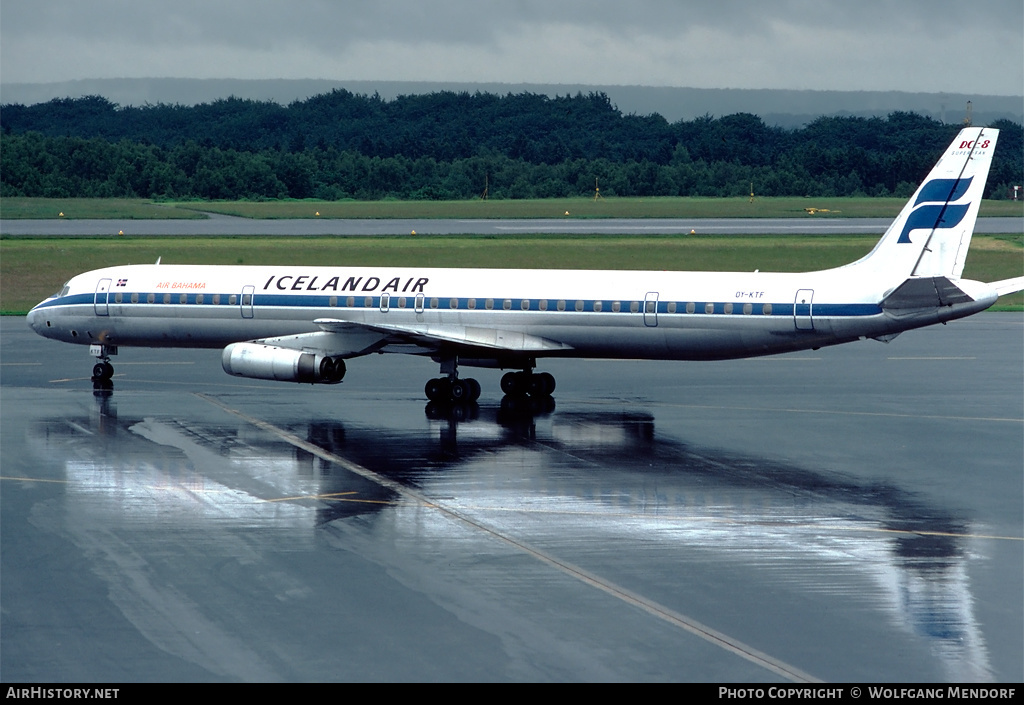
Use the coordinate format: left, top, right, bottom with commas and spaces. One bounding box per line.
2, 78, 1021, 127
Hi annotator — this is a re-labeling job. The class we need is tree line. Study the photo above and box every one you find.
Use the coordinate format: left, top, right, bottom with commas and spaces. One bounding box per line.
1, 91, 1020, 200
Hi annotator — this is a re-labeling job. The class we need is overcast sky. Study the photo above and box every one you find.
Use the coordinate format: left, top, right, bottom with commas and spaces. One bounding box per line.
2, 1, 1021, 95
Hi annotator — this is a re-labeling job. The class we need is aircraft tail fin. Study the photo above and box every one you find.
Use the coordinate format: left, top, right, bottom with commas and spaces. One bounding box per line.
851, 127, 999, 282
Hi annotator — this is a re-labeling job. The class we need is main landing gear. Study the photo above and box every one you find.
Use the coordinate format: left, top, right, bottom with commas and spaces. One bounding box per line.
424, 356, 556, 402
500, 370, 555, 397
424, 376, 482, 402
424, 355, 482, 402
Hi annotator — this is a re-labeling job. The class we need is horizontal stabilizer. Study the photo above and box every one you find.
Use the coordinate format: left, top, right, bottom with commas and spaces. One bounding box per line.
881, 276, 974, 311
315, 318, 573, 353
990, 276, 1024, 297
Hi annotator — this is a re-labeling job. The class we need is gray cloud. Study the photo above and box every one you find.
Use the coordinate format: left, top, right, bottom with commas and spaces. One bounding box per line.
2, 1, 1021, 95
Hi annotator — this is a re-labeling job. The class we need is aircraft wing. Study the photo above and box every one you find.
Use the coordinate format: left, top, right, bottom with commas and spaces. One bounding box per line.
313, 317, 573, 354
244, 318, 573, 359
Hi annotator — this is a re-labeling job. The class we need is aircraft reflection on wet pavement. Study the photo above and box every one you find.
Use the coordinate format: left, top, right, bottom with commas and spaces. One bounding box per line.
28, 388, 995, 681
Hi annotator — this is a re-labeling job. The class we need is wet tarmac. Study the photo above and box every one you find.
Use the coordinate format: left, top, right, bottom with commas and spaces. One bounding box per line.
1, 314, 1021, 682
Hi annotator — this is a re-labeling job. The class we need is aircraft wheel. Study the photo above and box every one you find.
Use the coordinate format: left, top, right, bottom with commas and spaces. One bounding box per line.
424, 377, 450, 402
450, 378, 471, 401
466, 378, 481, 401
92, 361, 114, 380
500, 371, 519, 395
536, 372, 556, 396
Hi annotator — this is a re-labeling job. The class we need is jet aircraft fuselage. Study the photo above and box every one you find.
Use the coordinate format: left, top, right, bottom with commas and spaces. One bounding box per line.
27, 127, 1021, 401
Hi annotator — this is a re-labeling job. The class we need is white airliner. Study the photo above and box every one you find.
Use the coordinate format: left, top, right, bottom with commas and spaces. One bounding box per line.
27, 127, 1024, 402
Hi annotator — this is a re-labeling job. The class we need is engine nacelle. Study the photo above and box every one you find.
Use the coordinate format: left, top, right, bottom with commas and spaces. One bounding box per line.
221, 343, 346, 384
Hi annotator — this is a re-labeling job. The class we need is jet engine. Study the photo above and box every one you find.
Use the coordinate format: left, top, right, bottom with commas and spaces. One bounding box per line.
221, 343, 346, 384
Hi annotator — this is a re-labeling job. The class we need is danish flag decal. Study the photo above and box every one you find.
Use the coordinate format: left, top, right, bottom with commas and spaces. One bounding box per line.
898, 177, 973, 244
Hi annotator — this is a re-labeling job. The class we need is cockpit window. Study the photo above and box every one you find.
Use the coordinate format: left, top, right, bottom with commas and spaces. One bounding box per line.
54, 283, 70, 298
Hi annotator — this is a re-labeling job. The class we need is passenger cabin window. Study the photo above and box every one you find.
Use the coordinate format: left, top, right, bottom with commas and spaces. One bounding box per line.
705, 302, 714, 314
630, 301, 640, 313
521, 299, 530, 310
686, 302, 695, 314
612, 301, 621, 312
557, 300, 566, 311
724, 303, 733, 314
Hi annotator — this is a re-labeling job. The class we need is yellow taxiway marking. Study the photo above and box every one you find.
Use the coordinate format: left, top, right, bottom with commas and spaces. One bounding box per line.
887, 356, 977, 360
0, 476, 72, 484
263, 491, 395, 506
197, 391, 823, 684
647, 401, 1022, 424
0, 476, 396, 507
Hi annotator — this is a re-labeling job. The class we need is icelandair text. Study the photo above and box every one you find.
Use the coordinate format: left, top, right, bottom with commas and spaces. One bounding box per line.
262, 273, 429, 294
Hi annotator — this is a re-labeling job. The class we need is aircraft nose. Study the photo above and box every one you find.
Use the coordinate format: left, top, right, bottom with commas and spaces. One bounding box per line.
26, 304, 48, 336
26, 306, 41, 332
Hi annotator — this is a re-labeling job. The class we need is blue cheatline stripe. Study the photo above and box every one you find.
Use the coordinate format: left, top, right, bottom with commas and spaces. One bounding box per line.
34, 292, 884, 318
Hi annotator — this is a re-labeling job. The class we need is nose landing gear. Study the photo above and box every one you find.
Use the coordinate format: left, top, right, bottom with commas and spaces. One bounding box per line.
89, 344, 117, 381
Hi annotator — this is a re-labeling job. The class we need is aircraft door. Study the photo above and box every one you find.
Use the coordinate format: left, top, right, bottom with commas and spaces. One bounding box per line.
241, 285, 255, 318
644, 292, 659, 327
794, 289, 814, 330
94, 278, 111, 316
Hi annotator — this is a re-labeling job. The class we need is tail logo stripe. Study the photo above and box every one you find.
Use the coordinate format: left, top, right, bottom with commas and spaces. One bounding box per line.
913, 176, 973, 206
898, 203, 970, 243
